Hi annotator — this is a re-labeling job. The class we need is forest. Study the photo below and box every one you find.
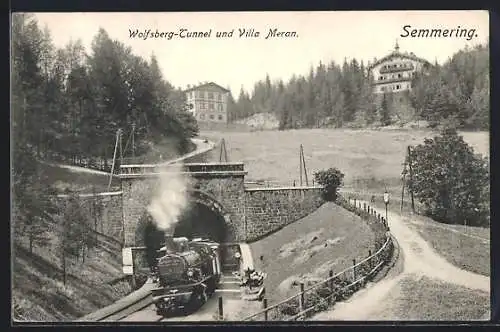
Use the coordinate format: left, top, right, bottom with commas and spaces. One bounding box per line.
12, 14, 198, 256
229, 43, 489, 131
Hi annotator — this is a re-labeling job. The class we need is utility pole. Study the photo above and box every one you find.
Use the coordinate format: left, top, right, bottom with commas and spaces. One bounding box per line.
299, 145, 303, 186
400, 161, 406, 213
119, 129, 123, 165
131, 123, 136, 158
407, 145, 415, 213
219, 138, 228, 162
108, 129, 121, 190
300, 144, 309, 186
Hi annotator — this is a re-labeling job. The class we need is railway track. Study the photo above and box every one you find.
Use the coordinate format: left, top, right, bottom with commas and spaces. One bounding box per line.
93, 242, 250, 322
118, 272, 242, 322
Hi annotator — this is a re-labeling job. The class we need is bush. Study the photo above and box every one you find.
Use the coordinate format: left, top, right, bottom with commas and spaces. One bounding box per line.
279, 299, 299, 316
313, 168, 345, 201
405, 128, 489, 226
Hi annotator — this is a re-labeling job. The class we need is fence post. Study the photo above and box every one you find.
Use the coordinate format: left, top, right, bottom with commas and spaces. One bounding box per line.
328, 270, 334, 304
353, 198, 357, 208
299, 282, 305, 312
363, 203, 367, 212
352, 259, 357, 281
218, 296, 223, 320
378, 213, 381, 221
263, 298, 268, 321
368, 250, 372, 270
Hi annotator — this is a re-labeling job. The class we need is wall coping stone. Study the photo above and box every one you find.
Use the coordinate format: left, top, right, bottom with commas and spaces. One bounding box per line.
56, 191, 123, 198
244, 186, 322, 192
119, 171, 248, 179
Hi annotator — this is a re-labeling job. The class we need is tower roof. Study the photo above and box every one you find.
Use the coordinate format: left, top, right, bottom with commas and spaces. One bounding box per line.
367, 43, 432, 71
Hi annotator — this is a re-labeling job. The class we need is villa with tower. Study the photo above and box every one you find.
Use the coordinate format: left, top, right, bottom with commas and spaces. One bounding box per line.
368, 41, 432, 119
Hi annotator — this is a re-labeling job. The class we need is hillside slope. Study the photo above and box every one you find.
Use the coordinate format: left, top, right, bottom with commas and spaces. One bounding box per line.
249, 202, 376, 304
12, 243, 131, 322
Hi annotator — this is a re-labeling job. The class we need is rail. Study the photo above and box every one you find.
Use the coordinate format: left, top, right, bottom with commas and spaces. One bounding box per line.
242, 196, 393, 321
76, 279, 155, 322
78, 242, 246, 322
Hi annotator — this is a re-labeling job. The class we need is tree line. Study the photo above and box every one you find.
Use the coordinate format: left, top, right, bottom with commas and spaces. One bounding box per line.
229, 43, 489, 131
12, 14, 198, 276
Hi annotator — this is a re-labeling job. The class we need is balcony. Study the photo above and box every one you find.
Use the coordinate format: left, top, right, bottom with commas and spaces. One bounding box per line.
379, 63, 415, 74
374, 76, 413, 85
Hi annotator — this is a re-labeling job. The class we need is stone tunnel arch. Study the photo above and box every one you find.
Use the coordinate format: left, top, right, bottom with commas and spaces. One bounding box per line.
134, 189, 232, 250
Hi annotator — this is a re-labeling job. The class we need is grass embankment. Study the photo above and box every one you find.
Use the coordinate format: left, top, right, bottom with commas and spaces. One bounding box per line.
13, 164, 131, 321
249, 202, 376, 304
367, 275, 490, 320
13, 242, 132, 321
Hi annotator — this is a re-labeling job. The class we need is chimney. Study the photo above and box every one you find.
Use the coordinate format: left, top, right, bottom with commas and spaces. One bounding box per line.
164, 234, 177, 253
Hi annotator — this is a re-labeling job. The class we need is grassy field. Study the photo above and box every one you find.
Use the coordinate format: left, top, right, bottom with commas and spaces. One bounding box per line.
249, 202, 377, 304
201, 128, 489, 190
367, 275, 490, 320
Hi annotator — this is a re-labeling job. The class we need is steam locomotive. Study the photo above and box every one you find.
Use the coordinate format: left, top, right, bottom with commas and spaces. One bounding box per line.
151, 236, 222, 316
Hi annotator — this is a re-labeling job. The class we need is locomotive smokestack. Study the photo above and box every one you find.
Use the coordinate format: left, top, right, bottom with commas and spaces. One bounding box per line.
164, 234, 177, 253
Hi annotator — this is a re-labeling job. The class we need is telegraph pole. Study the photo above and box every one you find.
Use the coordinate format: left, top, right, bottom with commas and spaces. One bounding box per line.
119, 128, 123, 164
407, 145, 415, 213
301, 144, 309, 186
299, 145, 303, 186
131, 123, 136, 158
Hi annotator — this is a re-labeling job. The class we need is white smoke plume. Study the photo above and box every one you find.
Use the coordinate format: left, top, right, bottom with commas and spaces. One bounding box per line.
147, 164, 190, 232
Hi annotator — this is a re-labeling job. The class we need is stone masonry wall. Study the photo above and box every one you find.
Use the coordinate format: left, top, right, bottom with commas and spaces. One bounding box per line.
244, 187, 324, 242
121, 173, 247, 246
193, 175, 246, 241
55, 192, 124, 242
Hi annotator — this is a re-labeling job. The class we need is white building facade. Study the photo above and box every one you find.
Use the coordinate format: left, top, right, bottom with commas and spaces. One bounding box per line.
184, 82, 230, 124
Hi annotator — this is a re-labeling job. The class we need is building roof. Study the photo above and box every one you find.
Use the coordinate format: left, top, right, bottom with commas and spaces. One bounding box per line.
184, 82, 230, 93
367, 42, 432, 71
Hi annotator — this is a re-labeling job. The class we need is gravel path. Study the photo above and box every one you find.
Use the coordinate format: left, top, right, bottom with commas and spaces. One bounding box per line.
311, 200, 490, 321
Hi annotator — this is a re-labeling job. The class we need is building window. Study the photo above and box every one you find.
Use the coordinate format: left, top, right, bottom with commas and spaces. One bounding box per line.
209, 114, 214, 120
209, 103, 214, 110
197, 91, 203, 98
218, 115, 223, 120
208, 92, 214, 99
380, 87, 385, 92
397, 73, 402, 78
218, 104, 223, 111
200, 114, 205, 120
379, 76, 384, 81
217, 93, 222, 101
396, 84, 401, 90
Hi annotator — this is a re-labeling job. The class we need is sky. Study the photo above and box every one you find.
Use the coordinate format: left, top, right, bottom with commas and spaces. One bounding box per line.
32, 11, 489, 97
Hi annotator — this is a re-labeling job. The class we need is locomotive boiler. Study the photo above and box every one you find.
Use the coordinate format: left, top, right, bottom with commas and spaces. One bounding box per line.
151, 236, 222, 315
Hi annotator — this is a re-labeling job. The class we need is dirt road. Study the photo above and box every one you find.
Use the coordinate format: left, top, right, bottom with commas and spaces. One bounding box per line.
311, 200, 490, 321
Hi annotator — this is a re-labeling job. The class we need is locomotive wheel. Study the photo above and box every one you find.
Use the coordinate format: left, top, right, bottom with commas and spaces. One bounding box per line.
187, 288, 208, 313
200, 288, 208, 305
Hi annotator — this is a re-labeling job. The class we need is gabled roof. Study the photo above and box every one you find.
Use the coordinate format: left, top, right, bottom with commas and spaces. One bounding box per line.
184, 82, 230, 93
367, 50, 432, 71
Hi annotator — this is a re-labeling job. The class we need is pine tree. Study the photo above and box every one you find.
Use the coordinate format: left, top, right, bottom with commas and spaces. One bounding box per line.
379, 93, 391, 126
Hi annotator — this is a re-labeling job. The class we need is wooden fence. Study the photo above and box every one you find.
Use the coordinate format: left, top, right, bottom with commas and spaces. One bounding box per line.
242, 195, 394, 321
